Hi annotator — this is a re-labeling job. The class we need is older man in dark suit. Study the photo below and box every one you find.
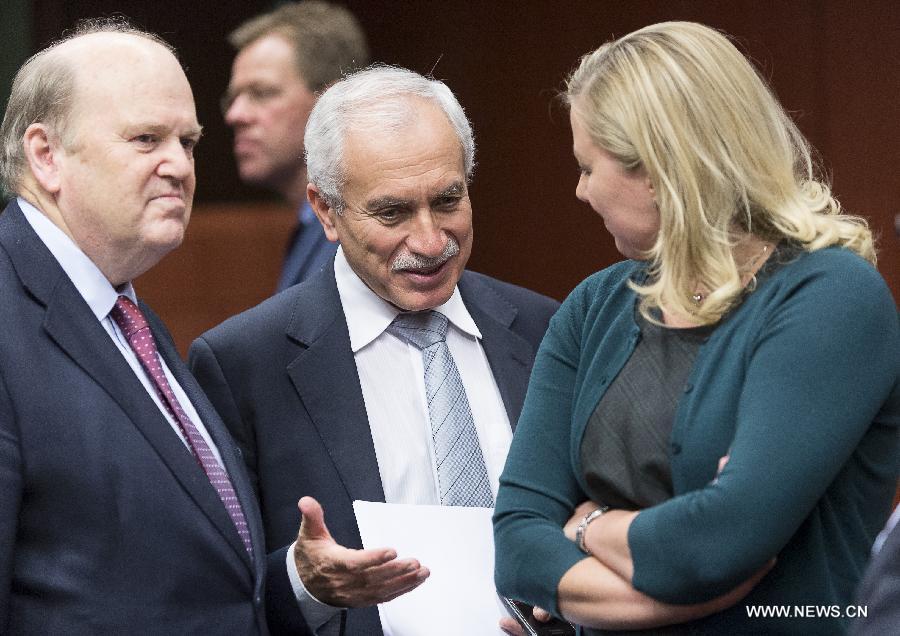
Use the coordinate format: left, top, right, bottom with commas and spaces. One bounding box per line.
190, 66, 560, 635
0, 19, 316, 633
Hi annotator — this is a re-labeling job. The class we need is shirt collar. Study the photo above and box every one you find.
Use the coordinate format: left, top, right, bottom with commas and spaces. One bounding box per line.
333, 246, 481, 353
18, 197, 137, 320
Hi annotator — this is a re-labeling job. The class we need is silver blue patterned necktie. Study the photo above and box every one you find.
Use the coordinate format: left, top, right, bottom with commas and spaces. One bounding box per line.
388, 311, 494, 507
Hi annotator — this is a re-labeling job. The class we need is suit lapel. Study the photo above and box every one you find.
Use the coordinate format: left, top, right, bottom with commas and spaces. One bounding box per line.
459, 273, 536, 430
285, 267, 386, 505
151, 306, 260, 574
47, 289, 253, 574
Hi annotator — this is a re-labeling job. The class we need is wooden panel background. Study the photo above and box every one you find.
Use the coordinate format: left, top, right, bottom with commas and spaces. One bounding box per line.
14, 0, 898, 354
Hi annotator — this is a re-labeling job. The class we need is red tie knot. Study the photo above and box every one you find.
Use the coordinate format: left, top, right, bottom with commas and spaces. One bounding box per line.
109, 296, 150, 340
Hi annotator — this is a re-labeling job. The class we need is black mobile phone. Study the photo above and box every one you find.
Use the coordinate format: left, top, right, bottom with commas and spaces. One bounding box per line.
503, 597, 576, 636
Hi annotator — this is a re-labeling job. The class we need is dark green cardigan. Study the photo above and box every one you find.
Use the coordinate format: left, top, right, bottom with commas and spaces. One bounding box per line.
494, 247, 899, 634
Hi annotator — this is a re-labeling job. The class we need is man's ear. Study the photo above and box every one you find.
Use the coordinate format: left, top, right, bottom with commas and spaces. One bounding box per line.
22, 123, 63, 194
307, 183, 340, 242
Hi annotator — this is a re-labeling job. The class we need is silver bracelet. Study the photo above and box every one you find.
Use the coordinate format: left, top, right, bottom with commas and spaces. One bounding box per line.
575, 506, 609, 554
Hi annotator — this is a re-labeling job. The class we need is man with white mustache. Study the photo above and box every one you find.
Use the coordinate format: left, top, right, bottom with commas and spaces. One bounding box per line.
392, 236, 459, 273
189, 66, 559, 636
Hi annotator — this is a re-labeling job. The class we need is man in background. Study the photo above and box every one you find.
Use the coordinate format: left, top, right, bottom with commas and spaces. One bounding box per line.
223, 1, 369, 290
191, 66, 560, 635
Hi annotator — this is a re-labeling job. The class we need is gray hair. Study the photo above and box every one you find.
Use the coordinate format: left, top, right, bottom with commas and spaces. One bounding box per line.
0, 17, 174, 196
304, 65, 476, 211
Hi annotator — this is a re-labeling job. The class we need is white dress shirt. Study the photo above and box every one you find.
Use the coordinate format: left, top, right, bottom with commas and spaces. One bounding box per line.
288, 246, 514, 633
335, 247, 512, 503
18, 197, 225, 468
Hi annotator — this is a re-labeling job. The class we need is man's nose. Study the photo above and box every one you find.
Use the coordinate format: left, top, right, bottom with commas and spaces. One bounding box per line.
405, 210, 446, 257
157, 139, 193, 181
223, 94, 252, 127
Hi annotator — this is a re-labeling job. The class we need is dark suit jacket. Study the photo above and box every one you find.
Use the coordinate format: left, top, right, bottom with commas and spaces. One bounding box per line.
189, 260, 559, 635
852, 512, 900, 635
0, 200, 295, 634
276, 204, 337, 292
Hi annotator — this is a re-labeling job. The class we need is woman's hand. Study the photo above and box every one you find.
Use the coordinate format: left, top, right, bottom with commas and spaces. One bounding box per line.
711, 454, 730, 484
557, 555, 775, 630
499, 605, 553, 635
563, 500, 601, 542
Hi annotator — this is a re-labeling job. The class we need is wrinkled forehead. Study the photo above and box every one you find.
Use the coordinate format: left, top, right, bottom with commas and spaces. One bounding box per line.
61, 33, 196, 127
63, 33, 187, 99
343, 99, 464, 172
61, 31, 169, 72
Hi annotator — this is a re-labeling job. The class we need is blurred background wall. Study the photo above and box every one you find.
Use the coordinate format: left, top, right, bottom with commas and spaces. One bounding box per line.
3, 0, 897, 354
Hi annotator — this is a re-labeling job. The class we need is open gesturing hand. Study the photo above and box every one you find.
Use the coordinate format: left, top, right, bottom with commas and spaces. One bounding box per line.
292, 496, 430, 607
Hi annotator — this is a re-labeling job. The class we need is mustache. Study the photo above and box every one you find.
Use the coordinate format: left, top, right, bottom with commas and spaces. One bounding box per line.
391, 237, 460, 272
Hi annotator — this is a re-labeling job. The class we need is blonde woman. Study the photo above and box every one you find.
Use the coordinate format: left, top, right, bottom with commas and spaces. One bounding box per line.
494, 22, 898, 634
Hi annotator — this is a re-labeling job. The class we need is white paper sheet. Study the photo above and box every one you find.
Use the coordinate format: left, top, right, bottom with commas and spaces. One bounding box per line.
353, 500, 509, 636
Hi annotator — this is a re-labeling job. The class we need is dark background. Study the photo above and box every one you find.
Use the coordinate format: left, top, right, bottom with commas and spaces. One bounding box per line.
2, 1, 898, 353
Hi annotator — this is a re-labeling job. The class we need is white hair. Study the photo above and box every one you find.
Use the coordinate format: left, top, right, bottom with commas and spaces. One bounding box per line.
304, 64, 475, 211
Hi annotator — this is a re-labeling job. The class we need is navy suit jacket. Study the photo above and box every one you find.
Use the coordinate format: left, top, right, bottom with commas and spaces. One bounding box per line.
189, 259, 559, 635
0, 200, 294, 633
276, 203, 337, 292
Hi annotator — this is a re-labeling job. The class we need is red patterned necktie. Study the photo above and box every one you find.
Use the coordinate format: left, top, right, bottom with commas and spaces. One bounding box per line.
110, 295, 253, 557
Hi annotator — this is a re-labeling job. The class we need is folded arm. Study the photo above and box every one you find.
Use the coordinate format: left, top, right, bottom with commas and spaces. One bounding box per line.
494, 273, 757, 627
495, 260, 898, 624
557, 552, 770, 630
625, 261, 899, 603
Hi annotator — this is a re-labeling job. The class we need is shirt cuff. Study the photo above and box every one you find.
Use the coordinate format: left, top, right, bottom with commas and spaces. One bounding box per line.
286, 540, 345, 632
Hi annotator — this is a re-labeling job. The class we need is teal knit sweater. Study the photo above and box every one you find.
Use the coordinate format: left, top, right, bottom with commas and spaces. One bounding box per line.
494, 247, 899, 634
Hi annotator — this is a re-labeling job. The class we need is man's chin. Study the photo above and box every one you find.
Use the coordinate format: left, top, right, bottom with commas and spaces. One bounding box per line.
235, 161, 272, 186
146, 225, 187, 254
386, 281, 457, 312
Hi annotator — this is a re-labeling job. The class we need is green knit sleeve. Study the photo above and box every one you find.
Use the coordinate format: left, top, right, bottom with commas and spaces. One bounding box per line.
629, 249, 900, 604
493, 273, 597, 615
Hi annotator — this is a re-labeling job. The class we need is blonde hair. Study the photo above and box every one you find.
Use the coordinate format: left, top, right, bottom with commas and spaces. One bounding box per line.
566, 21, 874, 324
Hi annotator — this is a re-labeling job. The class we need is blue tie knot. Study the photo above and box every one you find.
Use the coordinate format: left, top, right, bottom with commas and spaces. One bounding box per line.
388, 311, 449, 349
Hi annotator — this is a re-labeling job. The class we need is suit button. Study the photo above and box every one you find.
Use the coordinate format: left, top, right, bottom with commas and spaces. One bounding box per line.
254, 595, 261, 606
671, 443, 682, 455
684, 382, 694, 393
